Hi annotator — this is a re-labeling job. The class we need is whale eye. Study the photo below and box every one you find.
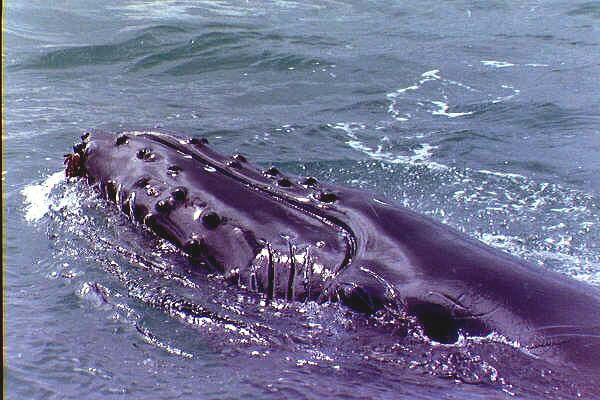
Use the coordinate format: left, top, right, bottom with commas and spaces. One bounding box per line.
319, 192, 337, 203
302, 177, 318, 186
232, 153, 247, 162
167, 165, 182, 177
172, 187, 187, 202
265, 166, 279, 177
202, 212, 221, 229
278, 178, 292, 187
116, 135, 129, 146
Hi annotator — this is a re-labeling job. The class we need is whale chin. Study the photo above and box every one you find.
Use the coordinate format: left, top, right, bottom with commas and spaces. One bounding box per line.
65, 128, 600, 373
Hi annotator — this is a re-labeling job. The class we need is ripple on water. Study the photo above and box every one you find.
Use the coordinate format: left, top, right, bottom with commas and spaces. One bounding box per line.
13, 24, 334, 79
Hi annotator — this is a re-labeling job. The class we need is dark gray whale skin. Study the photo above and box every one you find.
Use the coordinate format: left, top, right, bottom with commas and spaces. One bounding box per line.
66, 129, 600, 374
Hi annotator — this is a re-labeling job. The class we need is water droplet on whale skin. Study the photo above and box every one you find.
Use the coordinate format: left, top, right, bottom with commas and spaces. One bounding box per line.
167, 165, 182, 177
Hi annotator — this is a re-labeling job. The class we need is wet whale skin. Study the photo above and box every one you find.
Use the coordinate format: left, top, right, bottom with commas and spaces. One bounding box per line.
65, 129, 600, 374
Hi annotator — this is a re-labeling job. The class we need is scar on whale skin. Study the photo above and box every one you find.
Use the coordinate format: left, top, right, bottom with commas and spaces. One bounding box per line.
65, 129, 600, 375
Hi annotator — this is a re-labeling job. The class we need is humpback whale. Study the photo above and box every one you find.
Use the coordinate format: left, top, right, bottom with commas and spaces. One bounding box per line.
65, 129, 600, 374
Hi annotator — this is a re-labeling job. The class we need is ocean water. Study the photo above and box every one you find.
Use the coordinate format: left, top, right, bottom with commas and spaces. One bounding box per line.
4, 1, 600, 399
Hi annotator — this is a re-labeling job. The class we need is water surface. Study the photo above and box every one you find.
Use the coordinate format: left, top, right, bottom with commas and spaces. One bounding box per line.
4, 1, 600, 399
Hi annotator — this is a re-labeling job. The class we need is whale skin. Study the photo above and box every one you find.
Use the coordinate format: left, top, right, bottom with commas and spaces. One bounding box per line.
64, 129, 600, 374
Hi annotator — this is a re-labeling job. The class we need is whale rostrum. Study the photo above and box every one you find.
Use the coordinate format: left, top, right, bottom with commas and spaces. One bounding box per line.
65, 129, 600, 374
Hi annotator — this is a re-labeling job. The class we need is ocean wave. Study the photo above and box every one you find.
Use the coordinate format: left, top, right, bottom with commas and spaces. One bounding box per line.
463, 101, 599, 131
11, 26, 185, 70
566, 2, 600, 18
165, 50, 324, 76
110, 0, 329, 19
12, 25, 332, 77
130, 29, 329, 75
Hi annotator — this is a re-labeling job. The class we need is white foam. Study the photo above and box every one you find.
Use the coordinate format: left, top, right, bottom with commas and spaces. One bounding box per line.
421, 69, 441, 79
477, 169, 526, 180
334, 122, 445, 169
492, 85, 520, 104
387, 68, 477, 121
332, 122, 446, 169
480, 60, 515, 68
430, 100, 475, 118
113, 0, 251, 19
387, 69, 440, 99
21, 171, 65, 222
481, 60, 549, 69
330, 122, 365, 136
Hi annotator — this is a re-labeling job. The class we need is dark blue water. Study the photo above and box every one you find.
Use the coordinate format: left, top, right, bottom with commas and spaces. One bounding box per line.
4, 1, 600, 399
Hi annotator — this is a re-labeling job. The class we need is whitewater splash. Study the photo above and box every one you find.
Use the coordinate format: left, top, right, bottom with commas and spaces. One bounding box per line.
21, 171, 66, 222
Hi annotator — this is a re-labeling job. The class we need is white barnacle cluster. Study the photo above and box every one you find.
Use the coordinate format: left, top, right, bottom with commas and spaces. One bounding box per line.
145, 185, 160, 197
